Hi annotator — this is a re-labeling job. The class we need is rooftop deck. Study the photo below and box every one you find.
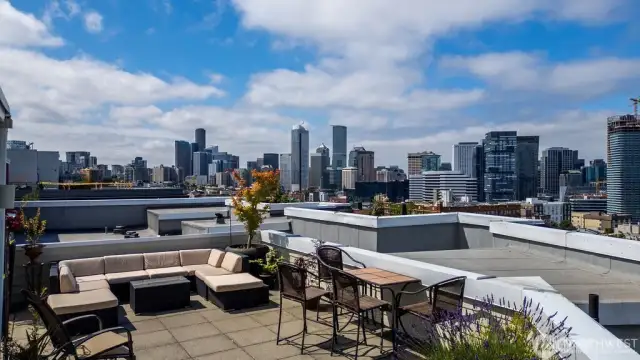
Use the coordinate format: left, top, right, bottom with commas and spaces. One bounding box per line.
10, 291, 400, 360
393, 248, 640, 306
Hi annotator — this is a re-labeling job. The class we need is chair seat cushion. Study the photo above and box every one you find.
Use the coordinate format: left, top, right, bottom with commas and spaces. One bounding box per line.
400, 301, 433, 316
204, 273, 264, 293
74, 331, 129, 359
145, 266, 188, 279
188, 265, 231, 278
47, 289, 118, 315
77, 280, 110, 292
76, 275, 107, 283
105, 270, 149, 284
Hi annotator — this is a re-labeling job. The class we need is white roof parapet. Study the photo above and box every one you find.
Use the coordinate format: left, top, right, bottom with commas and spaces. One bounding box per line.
17, 197, 230, 208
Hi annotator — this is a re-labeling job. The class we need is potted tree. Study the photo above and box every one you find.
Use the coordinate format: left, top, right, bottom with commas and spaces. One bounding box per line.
226, 170, 280, 273
18, 207, 46, 263
250, 248, 284, 290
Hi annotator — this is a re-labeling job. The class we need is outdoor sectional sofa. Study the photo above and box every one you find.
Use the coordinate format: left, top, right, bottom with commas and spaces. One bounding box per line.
48, 248, 269, 333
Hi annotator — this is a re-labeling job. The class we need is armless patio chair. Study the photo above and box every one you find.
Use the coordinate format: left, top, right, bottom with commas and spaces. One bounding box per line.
329, 269, 391, 360
276, 263, 330, 355
316, 245, 366, 287
22, 289, 135, 360
393, 276, 466, 350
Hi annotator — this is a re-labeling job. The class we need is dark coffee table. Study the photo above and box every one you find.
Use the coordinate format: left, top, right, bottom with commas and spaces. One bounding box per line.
130, 276, 190, 314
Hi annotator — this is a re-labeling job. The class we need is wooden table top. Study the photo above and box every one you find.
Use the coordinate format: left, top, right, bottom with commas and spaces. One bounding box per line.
345, 267, 419, 286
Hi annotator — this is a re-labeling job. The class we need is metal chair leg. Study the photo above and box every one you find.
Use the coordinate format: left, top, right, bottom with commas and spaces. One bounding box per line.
355, 314, 361, 360
301, 303, 307, 354
331, 304, 337, 356
276, 297, 283, 344
379, 310, 384, 351
360, 311, 367, 345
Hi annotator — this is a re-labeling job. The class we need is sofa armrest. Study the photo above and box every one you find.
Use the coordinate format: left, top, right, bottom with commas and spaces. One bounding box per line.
49, 262, 60, 294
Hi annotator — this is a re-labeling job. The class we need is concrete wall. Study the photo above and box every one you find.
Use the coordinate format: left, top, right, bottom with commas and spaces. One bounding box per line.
10, 231, 250, 305
16, 187, 186, 200
17, 197, 229, 231
285, 208, 542, 253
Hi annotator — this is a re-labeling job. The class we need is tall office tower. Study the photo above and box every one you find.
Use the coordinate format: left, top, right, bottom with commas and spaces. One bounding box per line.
291, 123, 310, 191
247, 161, 258, 171
331, 125, 347, 169
407, 151, 440, 176
66, 151, 90, 168
483, 131, 517, 202
263, 153, 279, 170
192, 151, 212, 176
89, 156, 97, 168
473, 144, 485, 202
584, 159, 607, 184
348, 146, 375, 182
279, 153, 292, 192
516, 136, 539, 200
607, 114, 640, 220
310, 144, 331, 189
453, 142, 478, 177
195, 128, 206, 152
540, 147, 576, 196
256, 158, 264, 168
174, 140, 192, 181
7, 140, 28, 150
341, 167, 358, 190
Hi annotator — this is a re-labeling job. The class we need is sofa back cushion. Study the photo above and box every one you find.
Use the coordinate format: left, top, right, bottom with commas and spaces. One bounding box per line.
104, 254, 144, 274
207, 249, 225, 268
59, 265, 78, 293
144, 251, 180, 269
180, 249, 212, 266
220, 252, 243, 273
59, 257, 105, 277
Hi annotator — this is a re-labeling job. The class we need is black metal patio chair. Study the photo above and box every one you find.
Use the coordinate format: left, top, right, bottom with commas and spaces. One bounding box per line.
22, 289, 136, 360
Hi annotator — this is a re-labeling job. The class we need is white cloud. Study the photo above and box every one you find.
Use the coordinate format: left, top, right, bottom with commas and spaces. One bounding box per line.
83, 10, 103, 34
442, 52, 640, 97
0, 0, 63, 47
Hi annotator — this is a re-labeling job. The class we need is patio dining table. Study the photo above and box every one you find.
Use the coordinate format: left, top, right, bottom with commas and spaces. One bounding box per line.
345, 267, 420, 351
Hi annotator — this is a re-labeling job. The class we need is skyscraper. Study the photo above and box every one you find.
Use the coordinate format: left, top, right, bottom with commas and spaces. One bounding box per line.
540, 147, 576, 196
407, 151, 440, 176
195, 128, 206, 152
473, 144, 485, 202
263, 153, 279, 170
453, 142, 478, 177
192, 151, 212, 176
174, 140, 191, 181
279, 153, 292, 192
516, 136, 539, 200
607, 114, 640, 220
331, 125, 347, 169
484, 131, 517, 202
310, 144, 330, 189
291, 123, 309, 191
348, 146, 375, 182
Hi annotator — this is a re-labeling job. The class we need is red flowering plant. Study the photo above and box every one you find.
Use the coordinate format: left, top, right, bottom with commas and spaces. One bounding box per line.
5, 209, 21, 243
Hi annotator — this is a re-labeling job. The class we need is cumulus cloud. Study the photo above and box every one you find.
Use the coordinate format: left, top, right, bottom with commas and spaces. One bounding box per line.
0, 0, 63, 47
83, 11, 103, 33
442, 52, 640, 98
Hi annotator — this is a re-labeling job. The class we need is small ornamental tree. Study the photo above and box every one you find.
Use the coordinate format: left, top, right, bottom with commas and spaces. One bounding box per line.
231, 169, 281, 249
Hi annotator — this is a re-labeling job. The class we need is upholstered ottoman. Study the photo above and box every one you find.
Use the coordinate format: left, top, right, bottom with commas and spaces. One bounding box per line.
203, 273, 269, 311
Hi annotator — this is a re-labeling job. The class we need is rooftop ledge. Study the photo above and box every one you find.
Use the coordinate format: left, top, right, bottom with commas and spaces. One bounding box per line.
283, 207, 545, 228
17, 196, 231, 208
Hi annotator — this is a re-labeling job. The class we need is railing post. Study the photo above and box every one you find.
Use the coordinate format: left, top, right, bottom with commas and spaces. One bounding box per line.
588, 293, 599, 323
401, 201, 407, 215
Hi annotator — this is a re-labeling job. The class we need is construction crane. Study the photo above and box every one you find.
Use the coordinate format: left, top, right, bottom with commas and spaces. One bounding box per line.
631, 97, 640, 117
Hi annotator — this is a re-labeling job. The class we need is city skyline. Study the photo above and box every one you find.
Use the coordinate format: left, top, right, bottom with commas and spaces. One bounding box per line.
3, 1, 637, 168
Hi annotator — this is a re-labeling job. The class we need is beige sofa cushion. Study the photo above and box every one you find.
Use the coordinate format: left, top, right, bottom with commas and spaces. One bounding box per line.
76, 275, 107, 283
207, 249, 225, 267
146, 266, 188, 278
190, 266, 231, 279
203, 273, 264, 293
47, 288, 118, 315
78, 280, 110, 292
105, 270, 149, 284
59, 257, 105, 277
144, 251, 180, 269
220, 252, 243, 273
104, 254, 144, 274
59, 265, 78, 293
180, 249, 212, 266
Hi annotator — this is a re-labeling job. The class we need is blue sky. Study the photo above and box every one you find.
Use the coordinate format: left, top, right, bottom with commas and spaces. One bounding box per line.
1, 0, 639, 168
